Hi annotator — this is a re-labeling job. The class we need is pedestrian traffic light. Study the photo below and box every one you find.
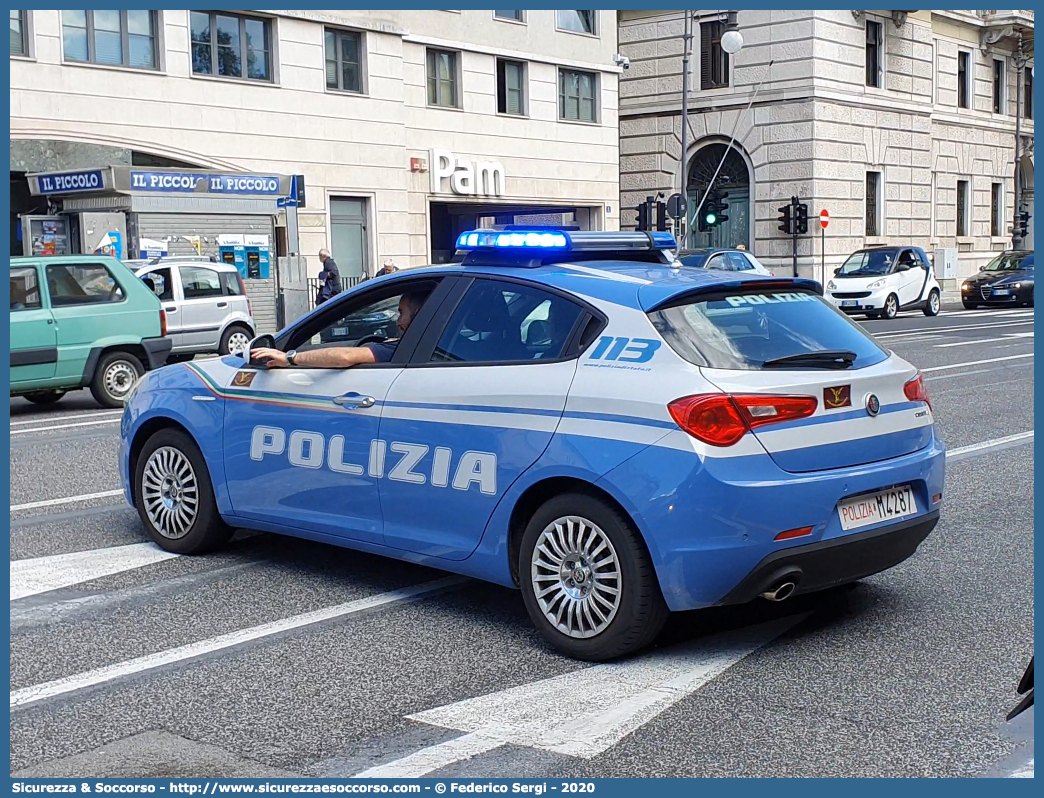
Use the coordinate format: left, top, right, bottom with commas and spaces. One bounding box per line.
777, 203, 793, 235
795, 203, 809, 235
635, 202, 651, 231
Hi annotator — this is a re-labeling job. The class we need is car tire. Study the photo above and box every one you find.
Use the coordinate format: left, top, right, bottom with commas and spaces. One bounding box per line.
882, 294, 899, 320
962, 301, 979, 310
923, 289, 941, 317
23, 390, 66, 405
219, 325, 253, 357
519, 492, 668, 662
134, 427, 233, 555
90, 351, 144, 408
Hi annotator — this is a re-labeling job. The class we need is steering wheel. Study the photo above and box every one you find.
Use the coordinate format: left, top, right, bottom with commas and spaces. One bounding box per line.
355, 333, 388, 347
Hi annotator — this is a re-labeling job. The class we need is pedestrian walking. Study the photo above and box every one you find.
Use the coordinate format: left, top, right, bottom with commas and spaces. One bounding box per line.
315, 248, 342, 306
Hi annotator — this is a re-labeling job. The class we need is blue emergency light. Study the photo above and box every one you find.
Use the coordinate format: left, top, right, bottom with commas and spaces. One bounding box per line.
455, 229, 677, 253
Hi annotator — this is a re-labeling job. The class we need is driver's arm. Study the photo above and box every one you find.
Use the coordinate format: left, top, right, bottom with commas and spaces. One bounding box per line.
250, 346, 377, 368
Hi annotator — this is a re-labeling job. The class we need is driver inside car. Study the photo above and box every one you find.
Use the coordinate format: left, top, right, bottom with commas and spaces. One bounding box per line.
250, 291, 430, 369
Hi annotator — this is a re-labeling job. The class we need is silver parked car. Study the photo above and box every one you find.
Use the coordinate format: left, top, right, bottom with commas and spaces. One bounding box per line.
134, 258, 255, 360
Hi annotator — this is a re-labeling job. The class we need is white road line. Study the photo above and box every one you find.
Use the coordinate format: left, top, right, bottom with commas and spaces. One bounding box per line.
355, 614, 805, 777
934, 332, 1033, 348
10, 576, 466, 709
874, 319, 1033, 338
946, 431, 1034, 462
1009, 758, 1034, 778
10, 418, 121, 435
921, 353, 1033, 372
10, 410, 123, 427
355, 732, 505, 779
10, 543, 180, 601
10, 489, 123, 513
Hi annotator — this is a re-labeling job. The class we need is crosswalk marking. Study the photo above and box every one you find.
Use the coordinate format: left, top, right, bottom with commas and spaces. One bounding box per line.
10, 576, 467, 709
10, 543, 180, 601
355, 615, 806, 777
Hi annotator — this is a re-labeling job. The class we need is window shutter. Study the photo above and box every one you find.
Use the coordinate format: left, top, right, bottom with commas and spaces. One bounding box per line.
700, 23, 712, 90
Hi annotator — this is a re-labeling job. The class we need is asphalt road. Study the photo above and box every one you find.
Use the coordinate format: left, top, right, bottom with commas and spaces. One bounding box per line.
9, 302, 1035, 779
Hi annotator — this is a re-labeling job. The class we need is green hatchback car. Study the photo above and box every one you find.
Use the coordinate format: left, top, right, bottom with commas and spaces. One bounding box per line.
10, 255, 172, 408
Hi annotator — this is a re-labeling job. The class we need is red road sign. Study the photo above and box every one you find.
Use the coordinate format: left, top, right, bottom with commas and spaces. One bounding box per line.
820, 210, 829, 229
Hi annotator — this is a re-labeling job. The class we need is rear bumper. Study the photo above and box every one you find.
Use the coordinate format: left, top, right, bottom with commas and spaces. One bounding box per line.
716, 511, 939, 605
142, 336, 173, 370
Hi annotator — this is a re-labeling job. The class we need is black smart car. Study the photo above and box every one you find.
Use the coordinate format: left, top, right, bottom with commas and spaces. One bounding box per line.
961, 250, 1034, 309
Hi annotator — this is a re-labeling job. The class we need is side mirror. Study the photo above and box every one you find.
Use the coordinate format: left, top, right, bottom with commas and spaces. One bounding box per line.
897, 263, 911, 271
245, 334, 275, 366
833, 268, 841, 276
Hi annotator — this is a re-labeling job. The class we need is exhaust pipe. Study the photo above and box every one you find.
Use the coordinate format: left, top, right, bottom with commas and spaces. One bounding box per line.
760, 581, 796, 602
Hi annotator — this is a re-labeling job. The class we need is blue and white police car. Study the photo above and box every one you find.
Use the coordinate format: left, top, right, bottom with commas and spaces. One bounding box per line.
119, 229, 945, 661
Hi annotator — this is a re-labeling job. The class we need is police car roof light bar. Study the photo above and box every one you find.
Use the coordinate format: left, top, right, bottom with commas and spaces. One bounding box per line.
455, 229, 678, 253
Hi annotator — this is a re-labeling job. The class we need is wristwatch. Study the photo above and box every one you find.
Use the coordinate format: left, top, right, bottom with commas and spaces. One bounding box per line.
286, 350, 298, 366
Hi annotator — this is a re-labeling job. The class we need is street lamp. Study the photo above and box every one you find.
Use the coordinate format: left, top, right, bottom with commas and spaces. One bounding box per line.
678, 10, 743, 246
721, 29, 744, 54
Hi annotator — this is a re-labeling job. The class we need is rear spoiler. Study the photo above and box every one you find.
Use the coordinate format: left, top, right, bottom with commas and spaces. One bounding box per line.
643, 277, 824, 313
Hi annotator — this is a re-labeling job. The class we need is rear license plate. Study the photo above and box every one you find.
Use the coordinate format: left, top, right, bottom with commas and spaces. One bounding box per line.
841, 300, 858, 307
837, 486, 917, 531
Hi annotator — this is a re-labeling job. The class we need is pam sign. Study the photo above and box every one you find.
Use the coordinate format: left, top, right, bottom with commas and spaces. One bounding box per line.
130, 171, 283, 196
430, 149, 505, 197
37, 170, 104, 193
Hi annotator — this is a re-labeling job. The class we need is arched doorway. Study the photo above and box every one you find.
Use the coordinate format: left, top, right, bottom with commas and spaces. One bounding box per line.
685, 142, 751, 250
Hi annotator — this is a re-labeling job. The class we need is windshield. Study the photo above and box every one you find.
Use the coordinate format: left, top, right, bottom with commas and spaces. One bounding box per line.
983, 252, 1033, 271
649, 289, 887, 371
837, 250, 895, 276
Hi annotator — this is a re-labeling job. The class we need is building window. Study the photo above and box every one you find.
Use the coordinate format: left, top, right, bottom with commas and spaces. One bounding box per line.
865, 19, 882, 88
559, 68, 596, 123
700, 20, 729, 90
1025, 67, 1033, 119
10, 10, 27, 57
557, 11, 596, 35
957, 51, 970, 108
991, 183, 1004, 237
865, 171, 881, 237
494, 11, 524, 22
497, 59, 525, 115
993, 58, 1005, 113
957, 179, 970, 237
426, 48, 458, 107
62, 10, 157, 69
325, 28, 362, 93
191, 11, 272, 82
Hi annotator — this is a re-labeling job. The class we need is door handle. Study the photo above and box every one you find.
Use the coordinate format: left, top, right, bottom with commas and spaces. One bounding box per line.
216, 302, 228, 308
333, 392, 375, 408
164, 306, 178, 313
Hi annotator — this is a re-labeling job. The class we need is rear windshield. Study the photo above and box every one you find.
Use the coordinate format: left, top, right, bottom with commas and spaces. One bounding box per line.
649, 289, 888, 370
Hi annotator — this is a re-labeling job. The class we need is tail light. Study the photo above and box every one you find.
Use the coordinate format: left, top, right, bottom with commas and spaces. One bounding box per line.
904, 373, 931, 410
159, 309, 167, 337
668, 394, 818, 447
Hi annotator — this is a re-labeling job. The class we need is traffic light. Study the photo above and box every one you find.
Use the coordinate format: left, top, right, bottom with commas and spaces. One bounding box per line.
655, 199, 668, 232
1017, 210, 1031, 238
777, 203, 793, 235
714, 191, 730, 226
635, 201, 651, 231
795, 203, 809, 235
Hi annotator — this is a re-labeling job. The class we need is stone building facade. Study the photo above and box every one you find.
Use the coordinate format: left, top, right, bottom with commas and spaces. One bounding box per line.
11, 10, 621, 277
618, 10, 1034, 283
